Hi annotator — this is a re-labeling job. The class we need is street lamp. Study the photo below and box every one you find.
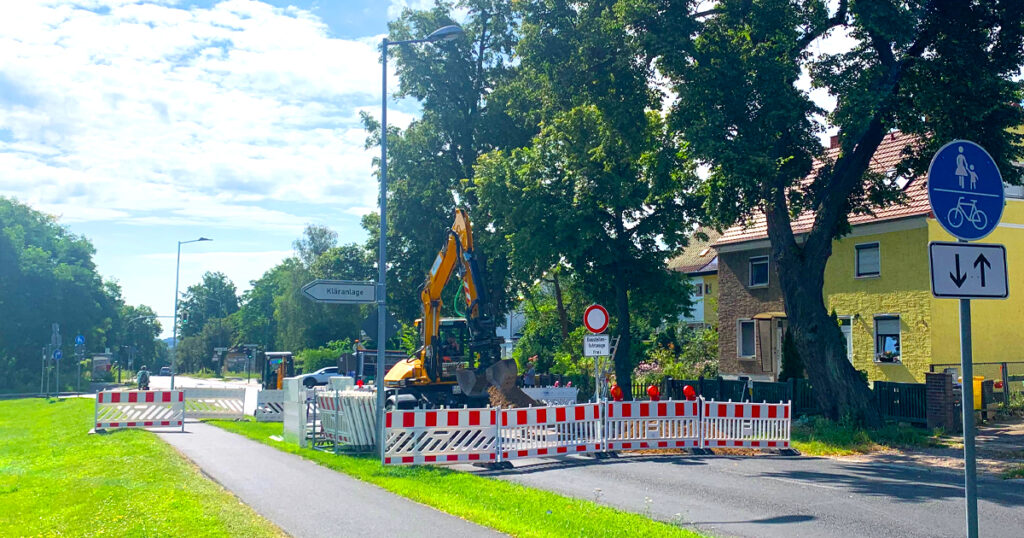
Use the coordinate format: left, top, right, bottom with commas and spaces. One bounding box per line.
171, 237, 212, 390
377, 24, 464, 461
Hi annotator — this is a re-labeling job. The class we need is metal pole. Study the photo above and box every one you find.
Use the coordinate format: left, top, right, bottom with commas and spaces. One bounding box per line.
56, 352, 60, 397
40, 346, 45, 396
959, 295, 978, 538
171, 241, 182, 390
376, 37, 389, 464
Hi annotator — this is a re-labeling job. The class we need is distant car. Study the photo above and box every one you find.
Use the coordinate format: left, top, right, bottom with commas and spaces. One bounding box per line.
298, 366, 339, 388
159, 366, 171, 376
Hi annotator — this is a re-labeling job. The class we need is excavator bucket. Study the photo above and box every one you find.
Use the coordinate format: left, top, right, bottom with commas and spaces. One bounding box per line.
456, 359, 537, 407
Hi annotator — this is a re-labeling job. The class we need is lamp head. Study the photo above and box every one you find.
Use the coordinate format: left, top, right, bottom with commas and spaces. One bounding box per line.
198, 237, 213, 242
426, 24, 464, 42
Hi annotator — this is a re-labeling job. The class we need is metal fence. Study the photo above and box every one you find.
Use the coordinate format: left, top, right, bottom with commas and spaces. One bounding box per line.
873, 381, 927, 425
930, 361, 1024, 405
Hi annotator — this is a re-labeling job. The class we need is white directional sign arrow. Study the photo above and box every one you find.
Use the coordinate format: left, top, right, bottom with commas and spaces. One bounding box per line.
301, 280, 377, 304
929, 242, 1008, 300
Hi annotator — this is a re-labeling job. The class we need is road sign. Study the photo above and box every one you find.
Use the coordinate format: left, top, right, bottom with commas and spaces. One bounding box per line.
927, 140, 1004, 241
52, 349, 62, 360
583, 334, 610, 357
75, 335, 85, 345
929, 242, 1008, 299
301, 279, 377, 304
583, 304, 609, 334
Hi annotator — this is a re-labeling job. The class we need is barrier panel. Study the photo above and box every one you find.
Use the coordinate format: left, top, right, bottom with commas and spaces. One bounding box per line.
314, 389, 377, 450
701, 400, 791, 449
183, 388, 246, 420
384, 407, 499, 465
95, 390, 184, 431
255, 390, 284, 422
521, 386, 579, 405
605, 400, 700, 451
499, 402, 603, 461
315, 392, 342, 443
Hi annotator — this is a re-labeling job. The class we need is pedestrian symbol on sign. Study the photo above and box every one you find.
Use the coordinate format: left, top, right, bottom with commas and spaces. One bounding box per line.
927, 140, 1005, 241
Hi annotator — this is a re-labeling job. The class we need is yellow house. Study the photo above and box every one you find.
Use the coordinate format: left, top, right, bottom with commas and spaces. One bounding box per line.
715, 133, 1024, 382
669, 228, 720, 328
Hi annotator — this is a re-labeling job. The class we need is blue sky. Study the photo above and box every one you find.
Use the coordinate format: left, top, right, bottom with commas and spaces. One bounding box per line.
0, 0, 436, 337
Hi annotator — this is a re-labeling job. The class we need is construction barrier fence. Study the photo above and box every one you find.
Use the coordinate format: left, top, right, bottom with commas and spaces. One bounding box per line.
183, 388, 246, 420
383, 398, 791, 466
255, 390, 284, 422
94, 390, 184, 431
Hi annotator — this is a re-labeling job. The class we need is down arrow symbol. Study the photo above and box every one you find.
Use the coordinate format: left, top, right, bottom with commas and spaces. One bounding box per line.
949, 254, 968, 288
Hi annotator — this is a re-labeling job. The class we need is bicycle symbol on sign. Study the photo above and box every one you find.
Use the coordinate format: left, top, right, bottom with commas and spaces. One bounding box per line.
946, 197, 989, 230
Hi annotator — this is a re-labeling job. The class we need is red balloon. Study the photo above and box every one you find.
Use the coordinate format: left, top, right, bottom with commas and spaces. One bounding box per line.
647, 385, 661, 401
610, 384, 624, 401
682, 385, 697, 401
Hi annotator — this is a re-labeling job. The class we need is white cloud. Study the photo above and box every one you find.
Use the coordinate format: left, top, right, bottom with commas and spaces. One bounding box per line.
388, 0, 437, 19
0, 0, 409, 231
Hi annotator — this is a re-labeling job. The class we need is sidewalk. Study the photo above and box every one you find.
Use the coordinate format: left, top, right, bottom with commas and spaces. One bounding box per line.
159, 423, 502, 538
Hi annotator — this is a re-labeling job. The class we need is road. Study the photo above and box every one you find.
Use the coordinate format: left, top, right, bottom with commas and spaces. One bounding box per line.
471, 453, 1024, 538
160, 423, 501, 538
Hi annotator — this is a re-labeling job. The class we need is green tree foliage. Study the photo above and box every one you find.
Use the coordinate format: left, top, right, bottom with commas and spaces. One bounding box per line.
475, 1, 697, 398
295, 339, 351, 374
623, 0, 1024, 423
175, 317, 237, 374
0, 197, 125, 390
178, 272, 239, 338
119, 304, 163, 369
778, 330, 805, 382
634, 327, 719, 386
362, 0, 535, 322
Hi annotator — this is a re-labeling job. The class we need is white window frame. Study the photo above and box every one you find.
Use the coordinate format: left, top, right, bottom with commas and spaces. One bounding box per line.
737, 319, 756, 359
873, 314, 901, 364
838, 316, 854, 364
855, 242, 881, 278
748, 256, 769, 288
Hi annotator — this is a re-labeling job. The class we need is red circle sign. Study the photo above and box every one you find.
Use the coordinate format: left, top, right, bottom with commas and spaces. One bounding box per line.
583, 304, 609, 333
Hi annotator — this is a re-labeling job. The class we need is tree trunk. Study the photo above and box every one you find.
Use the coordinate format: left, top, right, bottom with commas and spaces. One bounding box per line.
767, 209, 882, 427
551, 272, 570, 341
613, 260, 633, 400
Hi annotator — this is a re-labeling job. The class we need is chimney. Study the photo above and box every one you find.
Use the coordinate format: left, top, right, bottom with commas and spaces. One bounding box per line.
829, 135, 840, 149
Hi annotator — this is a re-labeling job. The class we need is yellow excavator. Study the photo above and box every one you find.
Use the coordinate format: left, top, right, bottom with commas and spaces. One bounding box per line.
383, 209, 535, 409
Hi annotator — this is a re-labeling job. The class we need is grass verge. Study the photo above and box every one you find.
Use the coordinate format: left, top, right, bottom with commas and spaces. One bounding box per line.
791, 416, 953, 456
1002, 464, 1024, 480
209, 419, 704, 538
0, 398, 282, 537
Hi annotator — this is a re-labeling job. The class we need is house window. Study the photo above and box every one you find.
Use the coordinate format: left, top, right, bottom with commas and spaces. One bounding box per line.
693, 281, 704, 298
838, 317, 853, 364
704, 282, 712, 295
874, 315, 901, 363
855, 243, 880, 277
749, 256, 769, 287
738, 320, 756, 358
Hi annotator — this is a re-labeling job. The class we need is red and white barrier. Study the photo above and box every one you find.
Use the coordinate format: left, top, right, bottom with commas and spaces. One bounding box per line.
605, 400, 700, 450
385, 407, 499, 465
700, 400, 791, 449
255, 390, 284, 422
94, 390, 184, 431
499, 403, 603, 461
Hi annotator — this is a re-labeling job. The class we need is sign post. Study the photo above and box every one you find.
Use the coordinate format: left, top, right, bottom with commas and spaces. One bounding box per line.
583, 305, 610, 401
75, 335, 85, 393
927, 140, 1007, 538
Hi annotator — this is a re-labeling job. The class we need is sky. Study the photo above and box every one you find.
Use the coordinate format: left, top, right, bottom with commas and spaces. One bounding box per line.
1, 0, 853, 339
0, 0, 438, 337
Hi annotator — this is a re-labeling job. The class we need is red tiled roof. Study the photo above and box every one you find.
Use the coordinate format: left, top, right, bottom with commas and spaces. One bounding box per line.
669, 227, 721, 274
716, 132, 930, 246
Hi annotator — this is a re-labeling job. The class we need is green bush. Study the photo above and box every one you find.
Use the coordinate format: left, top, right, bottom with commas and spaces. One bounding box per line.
296, 339, 350, 373
633, 327, 718, 385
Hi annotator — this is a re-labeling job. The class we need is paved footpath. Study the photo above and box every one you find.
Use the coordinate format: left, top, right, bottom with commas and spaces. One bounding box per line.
159, 423, 502, 538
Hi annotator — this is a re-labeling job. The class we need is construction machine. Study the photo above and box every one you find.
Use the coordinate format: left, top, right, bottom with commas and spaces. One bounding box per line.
383, 209, 535, 409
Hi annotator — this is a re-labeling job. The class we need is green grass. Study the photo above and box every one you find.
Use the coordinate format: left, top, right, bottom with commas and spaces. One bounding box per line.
1003, 464, 1024, 480
0, 398, 282, 537
792, 416, 952, 456
209, 419, 704, 538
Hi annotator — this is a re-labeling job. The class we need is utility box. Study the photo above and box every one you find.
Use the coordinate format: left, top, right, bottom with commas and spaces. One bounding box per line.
282, 377, 308, 447
329, 376, 355, 391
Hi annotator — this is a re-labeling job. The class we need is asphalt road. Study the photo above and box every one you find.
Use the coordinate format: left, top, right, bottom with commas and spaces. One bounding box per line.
471, 454, 1024, 538
160, 423, 501, 538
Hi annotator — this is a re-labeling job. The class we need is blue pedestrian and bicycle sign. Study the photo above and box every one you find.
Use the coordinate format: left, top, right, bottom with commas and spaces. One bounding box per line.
927, 140, 1004, 241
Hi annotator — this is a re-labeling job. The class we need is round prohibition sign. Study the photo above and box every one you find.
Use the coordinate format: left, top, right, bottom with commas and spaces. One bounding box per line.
583, 304, 609, 334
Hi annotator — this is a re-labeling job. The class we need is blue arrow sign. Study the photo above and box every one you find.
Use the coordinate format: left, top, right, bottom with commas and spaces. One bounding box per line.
75, 335, 85, 345
52, 349, 63, 360
928, 140, 1004, 241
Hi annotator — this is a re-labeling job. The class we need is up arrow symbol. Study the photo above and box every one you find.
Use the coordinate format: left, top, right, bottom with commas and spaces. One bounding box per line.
973, 253, 991, 287
949, 254, 968, 288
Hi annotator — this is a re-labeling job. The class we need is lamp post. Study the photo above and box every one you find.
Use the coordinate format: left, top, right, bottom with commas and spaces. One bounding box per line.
171, 237, 212, 390
377, 24, 464, 461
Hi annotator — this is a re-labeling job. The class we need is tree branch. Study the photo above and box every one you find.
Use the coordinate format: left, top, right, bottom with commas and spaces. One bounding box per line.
795, 0, 849, 51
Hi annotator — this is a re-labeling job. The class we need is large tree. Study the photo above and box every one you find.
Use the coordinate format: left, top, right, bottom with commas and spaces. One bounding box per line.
475, 0, 698, 398
625, 0, 1024, 423
362, 0, 535, 322
178, 271, 240, 337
